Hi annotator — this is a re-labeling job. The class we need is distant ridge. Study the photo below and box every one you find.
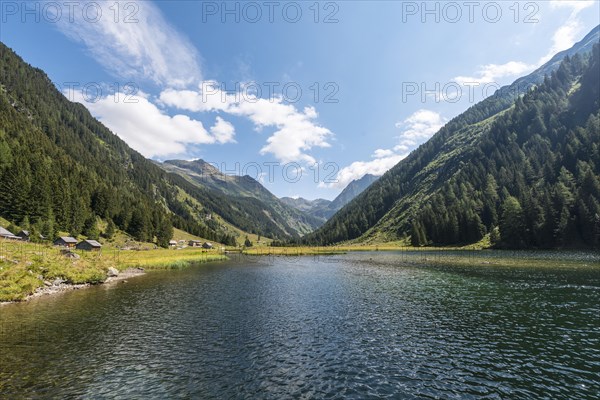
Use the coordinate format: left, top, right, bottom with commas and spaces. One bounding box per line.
281, 174, 379, 221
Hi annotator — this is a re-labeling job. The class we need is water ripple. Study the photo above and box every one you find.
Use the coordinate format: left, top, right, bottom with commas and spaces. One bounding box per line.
1, 252, 599, 399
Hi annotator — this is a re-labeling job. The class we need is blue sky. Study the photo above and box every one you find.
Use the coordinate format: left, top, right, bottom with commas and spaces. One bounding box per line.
2, 1, 599, 199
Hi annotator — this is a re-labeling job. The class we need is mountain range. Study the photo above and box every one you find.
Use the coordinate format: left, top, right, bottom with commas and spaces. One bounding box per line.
0, 44, 369, 246
0, 25, 598, 249
281, 174, 379, 221
160, 159, 323, 236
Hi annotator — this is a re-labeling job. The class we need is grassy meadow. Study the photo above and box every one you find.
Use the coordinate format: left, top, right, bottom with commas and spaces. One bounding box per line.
0, 239, 227, 302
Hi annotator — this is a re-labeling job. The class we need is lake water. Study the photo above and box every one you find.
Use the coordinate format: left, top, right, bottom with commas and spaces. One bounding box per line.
1, 251, 599, 399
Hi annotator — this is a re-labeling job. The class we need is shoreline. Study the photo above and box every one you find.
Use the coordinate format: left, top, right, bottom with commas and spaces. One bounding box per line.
0, 240, 230, 303
239, 247, 600, 269
3, 247, 598, 305
242, 246, 600, 256
0, 267, 146, 306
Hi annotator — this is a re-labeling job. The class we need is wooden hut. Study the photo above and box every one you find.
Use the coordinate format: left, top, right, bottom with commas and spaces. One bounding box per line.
16, 230, 30, 241
54, 237, 78, 248
76, 239, 102, 251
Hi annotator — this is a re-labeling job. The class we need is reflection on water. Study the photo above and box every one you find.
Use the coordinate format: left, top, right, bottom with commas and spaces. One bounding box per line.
1, 252, 599, 398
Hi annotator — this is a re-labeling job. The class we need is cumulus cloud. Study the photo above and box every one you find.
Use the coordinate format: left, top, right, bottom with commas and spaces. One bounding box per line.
55, 0, 201, 87
325, 154, 406, 190
68, 90, 234, 158
210, 117, 236, 144
394, 109, 446, 150
237, 102, 331, 164
372, 148, 395, 158
325, 110, 445, 189
160, 84, 333, 164
159, 83, 231, 112
454, 61, 536, 85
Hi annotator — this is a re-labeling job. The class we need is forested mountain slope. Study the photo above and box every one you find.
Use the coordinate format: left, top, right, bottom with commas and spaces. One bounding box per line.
0, 42, 183, 245
307, 41, 600, 249
0, 42, 307, 245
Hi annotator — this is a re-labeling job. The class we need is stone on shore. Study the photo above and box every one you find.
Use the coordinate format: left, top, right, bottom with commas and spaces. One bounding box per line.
107, 267, 119, 277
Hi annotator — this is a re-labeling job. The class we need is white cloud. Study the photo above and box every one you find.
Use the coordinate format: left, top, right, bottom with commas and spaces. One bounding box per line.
159, 83, 231, 112
246, 103, 332, 164
454, 61, 536, 85
160, 84, 333, 164
549, 0, 595, 14
55, 0, 201, 87
325, 154, 406, 189
257, 172, 269, 184
547, 19, 582, 57
68, 91, 232, 158
325, 109, 445, 189
210, 117, 236, 144
539, 1, 595, 64
394, 109, 446, 149
372, 148, 395, 158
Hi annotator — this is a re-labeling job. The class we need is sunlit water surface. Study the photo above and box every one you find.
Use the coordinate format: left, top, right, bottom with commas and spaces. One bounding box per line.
1, 251, 599, 399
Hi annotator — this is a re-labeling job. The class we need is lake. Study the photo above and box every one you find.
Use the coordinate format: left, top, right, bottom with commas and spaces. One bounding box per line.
1, 251, 599, 399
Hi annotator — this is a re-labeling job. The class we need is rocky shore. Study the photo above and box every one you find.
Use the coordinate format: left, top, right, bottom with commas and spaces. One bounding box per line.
1, 267, 146, 305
